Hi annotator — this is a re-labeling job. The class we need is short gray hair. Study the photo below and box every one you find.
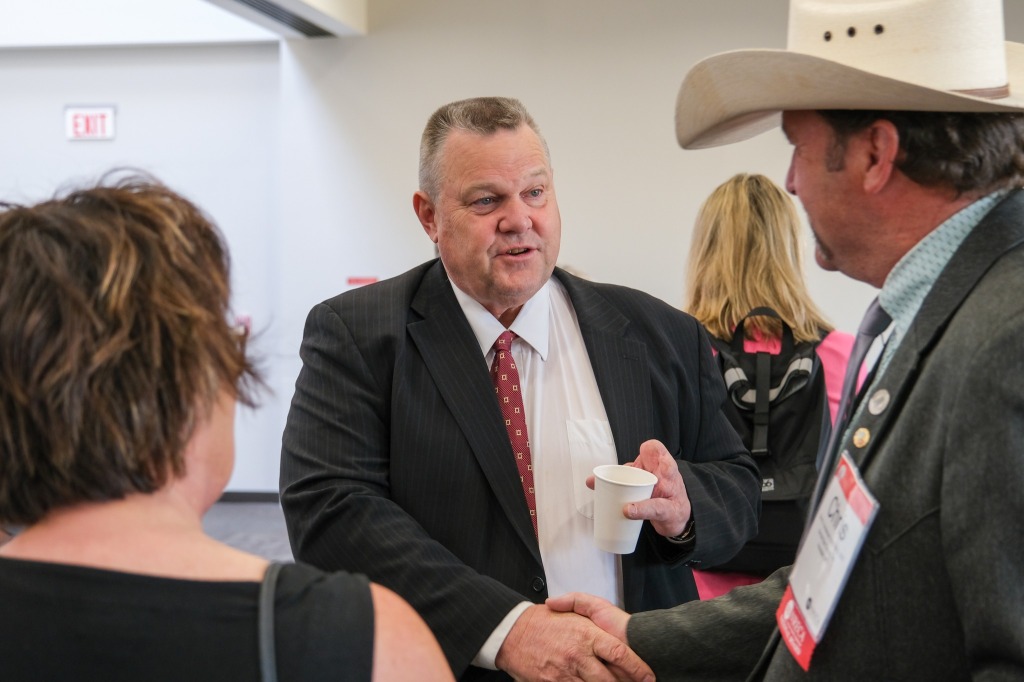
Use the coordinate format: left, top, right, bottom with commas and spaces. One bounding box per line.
418, 96, 550, 200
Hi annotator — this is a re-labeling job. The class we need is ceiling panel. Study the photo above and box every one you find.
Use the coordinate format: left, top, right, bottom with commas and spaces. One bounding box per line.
0, 0, 278, 48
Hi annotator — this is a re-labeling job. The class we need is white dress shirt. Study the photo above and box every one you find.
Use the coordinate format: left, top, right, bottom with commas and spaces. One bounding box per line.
451, 276, 621, 669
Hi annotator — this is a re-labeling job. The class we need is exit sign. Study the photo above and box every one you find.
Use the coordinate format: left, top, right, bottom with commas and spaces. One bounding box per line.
65, 106, 116, 141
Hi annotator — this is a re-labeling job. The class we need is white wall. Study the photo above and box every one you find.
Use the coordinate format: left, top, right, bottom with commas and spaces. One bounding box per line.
5, 0, 1023, 490
0, 43, 282, 489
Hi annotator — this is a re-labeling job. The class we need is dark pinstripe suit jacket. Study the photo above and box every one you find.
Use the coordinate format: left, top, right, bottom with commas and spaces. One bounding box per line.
627, 192, 1024, 680
280, 261, 759, 680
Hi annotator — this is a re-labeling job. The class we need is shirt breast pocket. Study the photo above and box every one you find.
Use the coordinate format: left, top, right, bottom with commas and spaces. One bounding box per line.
566, 419, 617, 519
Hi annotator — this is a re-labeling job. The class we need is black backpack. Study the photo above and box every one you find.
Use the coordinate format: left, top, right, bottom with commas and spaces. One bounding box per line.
708, 307, 830, 575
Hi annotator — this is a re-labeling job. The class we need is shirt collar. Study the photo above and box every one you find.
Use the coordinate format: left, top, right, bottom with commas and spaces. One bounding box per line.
449, 276, 552, 360
879, 190, 1008, 339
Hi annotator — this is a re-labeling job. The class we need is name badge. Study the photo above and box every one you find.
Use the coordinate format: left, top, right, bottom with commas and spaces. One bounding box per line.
776, 451, 879, 670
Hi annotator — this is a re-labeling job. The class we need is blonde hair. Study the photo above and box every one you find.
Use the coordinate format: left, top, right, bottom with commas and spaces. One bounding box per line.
684, 173, 832, 343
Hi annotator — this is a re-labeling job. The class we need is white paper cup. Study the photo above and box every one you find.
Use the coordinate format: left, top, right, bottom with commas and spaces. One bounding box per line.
593, 464, 658, 554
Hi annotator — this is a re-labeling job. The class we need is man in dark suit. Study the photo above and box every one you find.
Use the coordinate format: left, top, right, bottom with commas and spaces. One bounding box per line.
549, 0, 1024, 679
279, 96, 760, 681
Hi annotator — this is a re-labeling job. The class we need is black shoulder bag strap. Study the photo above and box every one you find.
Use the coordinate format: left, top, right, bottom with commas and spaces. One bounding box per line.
259, 562, 284, 682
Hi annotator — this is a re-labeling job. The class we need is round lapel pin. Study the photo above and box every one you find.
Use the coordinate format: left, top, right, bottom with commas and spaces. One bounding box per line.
868, 389, 890, 415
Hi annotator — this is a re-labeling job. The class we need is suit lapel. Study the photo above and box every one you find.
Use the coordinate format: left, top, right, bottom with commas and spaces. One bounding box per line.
556, 271, 652, 463
556, 272, 654, 607
849, 190, 1024, 472
404, 266, 666, 562
407, 263, 541, 561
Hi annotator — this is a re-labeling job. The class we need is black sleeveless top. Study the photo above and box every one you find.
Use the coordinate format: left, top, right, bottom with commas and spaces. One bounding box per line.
0, 558, 373, 681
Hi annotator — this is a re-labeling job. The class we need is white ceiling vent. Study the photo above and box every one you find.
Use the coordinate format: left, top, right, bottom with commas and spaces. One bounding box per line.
204, 0, 367, 38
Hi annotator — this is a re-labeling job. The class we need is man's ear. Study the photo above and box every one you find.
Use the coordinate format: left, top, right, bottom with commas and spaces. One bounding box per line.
863, 119, 900, 194
412, 191, 439, 242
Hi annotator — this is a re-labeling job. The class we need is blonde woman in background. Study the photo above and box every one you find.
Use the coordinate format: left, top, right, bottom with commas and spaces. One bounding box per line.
683, 173, 854, 600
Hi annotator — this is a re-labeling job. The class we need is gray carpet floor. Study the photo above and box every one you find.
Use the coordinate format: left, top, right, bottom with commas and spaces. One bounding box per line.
202, 501, 294, 562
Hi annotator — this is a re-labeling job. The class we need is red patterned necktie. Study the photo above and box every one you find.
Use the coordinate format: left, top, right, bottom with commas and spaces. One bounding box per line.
491, 330, 538, 536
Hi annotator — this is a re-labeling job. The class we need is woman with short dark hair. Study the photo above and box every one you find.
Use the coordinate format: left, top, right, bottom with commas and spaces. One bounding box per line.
0, 174, 452, 682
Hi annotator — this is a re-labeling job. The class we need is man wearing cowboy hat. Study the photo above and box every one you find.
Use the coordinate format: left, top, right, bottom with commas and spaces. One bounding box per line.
548, 0, 1024, 679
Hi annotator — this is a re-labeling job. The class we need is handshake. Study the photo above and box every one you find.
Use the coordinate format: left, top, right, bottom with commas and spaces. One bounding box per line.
495, 593, 646, 682
494, 440, 694, 682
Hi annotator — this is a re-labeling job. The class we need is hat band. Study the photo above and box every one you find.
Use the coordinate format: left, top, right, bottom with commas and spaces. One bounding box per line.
955, 84, 1010, 99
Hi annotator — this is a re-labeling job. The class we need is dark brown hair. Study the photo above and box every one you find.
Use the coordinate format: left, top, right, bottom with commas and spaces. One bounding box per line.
820, 110, 1024, 195
0, 173, 261, 525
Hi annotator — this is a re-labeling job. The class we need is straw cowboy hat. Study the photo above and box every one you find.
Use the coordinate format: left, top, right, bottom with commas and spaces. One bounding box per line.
676, 0, 1024, 149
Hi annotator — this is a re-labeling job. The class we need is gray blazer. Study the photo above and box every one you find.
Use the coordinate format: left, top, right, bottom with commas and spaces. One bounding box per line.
280, 262, 759, 680
629, 190, 1024, 680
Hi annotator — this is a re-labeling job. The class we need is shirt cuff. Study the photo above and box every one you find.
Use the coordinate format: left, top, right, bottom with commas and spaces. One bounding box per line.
471, 601, 533, 670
